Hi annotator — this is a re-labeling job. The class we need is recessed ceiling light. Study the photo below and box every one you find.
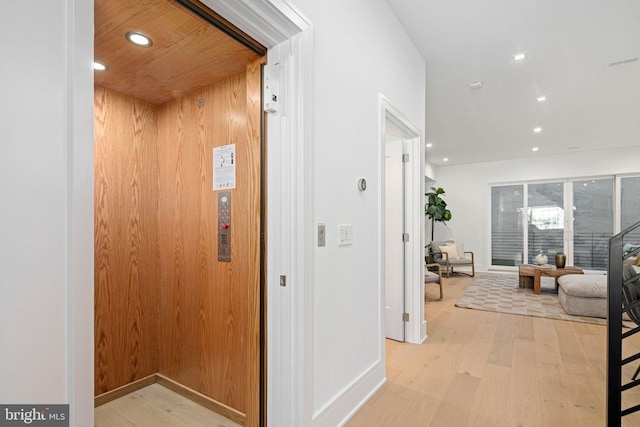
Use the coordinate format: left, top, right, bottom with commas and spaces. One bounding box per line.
469, 81, 483, 89
536, 96, 547, 102
533, 127, 542, 133
532, 147, 539, 152
442, 158, 449, 162
93, 61, 108, 71
513, 53, 526, 61
126, 31, 153, 47
426, 143, 433, 148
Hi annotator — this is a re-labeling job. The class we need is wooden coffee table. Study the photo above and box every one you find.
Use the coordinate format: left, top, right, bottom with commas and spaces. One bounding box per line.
518, 264, 584, 295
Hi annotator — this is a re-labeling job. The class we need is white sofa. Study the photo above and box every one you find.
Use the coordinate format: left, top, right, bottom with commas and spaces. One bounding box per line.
557, 274, 607, 318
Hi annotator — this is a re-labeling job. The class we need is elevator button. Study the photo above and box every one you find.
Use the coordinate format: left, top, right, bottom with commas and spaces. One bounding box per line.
218, 192, 231, 262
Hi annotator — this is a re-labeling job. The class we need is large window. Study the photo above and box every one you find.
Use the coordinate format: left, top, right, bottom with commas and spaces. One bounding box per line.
572, 179, 613, 270
528, 182, 564, 264
621, 176, 640, 254
491, 185, 523, 266
491, 176, 638, 271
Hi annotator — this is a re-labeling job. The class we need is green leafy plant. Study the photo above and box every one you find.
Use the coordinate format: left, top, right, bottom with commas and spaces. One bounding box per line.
425, 186, 452, 241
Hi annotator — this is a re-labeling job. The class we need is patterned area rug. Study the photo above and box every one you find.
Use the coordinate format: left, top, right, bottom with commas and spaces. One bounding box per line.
455, 273, 607, 326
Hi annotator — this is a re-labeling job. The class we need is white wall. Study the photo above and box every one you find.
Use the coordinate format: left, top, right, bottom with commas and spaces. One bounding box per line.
432, 147, 640, 271
0, 1, 66, 401
0, 0, 94, 424
288, 0, 425, 425
425, 159, 437, 181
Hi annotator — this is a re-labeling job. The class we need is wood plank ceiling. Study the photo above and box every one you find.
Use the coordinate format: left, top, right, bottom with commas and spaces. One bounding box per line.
94, 0, 264, 105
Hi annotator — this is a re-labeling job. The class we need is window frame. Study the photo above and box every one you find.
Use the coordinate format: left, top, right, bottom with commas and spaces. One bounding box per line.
490, 174, 628, 271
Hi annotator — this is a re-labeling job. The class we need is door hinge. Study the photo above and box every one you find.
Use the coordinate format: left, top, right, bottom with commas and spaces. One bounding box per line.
403, 312, 410, 322
402, 233, 410, 242
402, 153, 410, 163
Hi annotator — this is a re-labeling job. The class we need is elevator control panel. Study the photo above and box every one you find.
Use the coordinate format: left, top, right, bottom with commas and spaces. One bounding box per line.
218, 192, 231, 262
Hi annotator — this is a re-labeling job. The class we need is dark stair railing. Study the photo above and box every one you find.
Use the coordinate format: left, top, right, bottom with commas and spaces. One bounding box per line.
607, 221, 640, 425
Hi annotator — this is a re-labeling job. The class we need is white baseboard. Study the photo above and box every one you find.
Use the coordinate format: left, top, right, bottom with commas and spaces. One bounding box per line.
312, 361, 386, 427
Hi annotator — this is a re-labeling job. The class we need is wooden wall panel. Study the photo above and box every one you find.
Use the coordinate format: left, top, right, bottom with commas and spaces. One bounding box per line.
94, 86, 160, 395
156, 71, 261, 415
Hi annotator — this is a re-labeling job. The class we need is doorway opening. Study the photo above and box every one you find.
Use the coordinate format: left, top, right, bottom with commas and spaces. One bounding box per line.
93, 0, 266, 425
380, 95, 425, 348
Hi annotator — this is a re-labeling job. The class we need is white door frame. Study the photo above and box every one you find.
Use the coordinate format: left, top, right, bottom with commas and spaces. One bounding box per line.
379, 95, 426, 345
200, 2, 315, 425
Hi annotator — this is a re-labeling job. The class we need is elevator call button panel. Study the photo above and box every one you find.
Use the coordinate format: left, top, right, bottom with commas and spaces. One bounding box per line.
218, 192, 231, 262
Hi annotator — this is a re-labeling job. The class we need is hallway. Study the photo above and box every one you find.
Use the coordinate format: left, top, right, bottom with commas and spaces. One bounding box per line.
348, 274, 640, 426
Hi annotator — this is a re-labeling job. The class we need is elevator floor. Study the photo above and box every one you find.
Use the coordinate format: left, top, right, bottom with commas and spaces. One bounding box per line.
94, 383, 242, 427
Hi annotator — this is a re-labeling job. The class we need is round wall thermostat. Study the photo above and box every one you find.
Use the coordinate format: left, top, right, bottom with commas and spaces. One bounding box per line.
358, 178, 367, 191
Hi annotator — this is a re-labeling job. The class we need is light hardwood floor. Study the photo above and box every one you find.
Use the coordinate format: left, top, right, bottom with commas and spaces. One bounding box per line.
95, 274, 640, 426
347, 274, 640, 427
94, 384, 242, 427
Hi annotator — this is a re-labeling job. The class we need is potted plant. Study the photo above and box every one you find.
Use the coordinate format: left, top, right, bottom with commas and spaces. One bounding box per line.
425, 186, 452, 242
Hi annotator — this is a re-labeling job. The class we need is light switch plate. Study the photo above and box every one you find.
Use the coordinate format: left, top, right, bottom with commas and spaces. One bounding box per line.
318, 223, 326, 247
338, 224, 353, 246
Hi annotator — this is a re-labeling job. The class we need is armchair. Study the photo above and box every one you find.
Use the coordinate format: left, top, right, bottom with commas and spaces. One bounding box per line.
427, 240, 475, 277
425, 263, 443, 300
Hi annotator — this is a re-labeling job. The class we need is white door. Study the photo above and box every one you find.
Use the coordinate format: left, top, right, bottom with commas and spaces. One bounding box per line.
385, 139, 405, 341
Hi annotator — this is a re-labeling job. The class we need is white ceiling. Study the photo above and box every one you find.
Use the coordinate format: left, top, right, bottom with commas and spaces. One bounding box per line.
387, 0, 640, 167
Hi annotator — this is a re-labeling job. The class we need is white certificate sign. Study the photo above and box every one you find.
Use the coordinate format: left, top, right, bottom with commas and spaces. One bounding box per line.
213, 144, 236, 190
